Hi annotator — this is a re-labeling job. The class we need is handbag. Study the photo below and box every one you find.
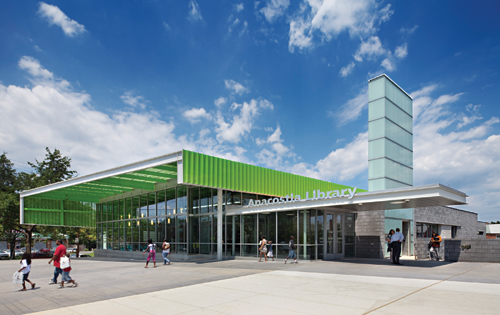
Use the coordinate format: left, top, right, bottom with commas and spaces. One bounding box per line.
60, 256, 70, 269
12, 271, 22, 285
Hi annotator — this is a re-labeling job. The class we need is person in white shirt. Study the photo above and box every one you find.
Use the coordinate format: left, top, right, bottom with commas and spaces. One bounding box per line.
18, 252, 35, 291
390, 228, 404, 265
162, 239, 171, 265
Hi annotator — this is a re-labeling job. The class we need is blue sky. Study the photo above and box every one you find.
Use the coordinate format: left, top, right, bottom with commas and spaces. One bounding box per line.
1, 1, 499, 221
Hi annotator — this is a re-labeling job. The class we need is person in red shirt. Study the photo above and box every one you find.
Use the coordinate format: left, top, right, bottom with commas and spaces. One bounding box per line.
48, 239, 66, 285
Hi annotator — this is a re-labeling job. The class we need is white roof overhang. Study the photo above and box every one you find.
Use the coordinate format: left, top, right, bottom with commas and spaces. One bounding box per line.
226, 184, 467, 216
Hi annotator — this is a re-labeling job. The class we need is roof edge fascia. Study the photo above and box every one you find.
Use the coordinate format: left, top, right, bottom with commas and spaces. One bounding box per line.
20, 150, 183, 198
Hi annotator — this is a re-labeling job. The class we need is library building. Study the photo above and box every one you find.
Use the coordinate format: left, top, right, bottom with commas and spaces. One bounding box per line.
20, 75, 485, 261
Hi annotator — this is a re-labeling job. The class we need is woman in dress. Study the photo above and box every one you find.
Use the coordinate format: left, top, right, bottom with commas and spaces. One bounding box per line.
258, 235, 268, 262
387, 229, 395, 261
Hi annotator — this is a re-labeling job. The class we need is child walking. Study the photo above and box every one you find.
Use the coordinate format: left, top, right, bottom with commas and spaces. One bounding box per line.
143, 239, 157, 268
267, 241, 275, 261
59, 254, 78, 288
18, 252, 35, 291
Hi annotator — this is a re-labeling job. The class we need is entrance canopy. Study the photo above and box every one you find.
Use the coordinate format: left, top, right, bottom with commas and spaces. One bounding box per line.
226, 184, 467, 216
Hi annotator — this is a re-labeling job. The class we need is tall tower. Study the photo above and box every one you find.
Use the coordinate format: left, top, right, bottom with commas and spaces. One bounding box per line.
368, 74, 413, 190
354, 74, 414, 258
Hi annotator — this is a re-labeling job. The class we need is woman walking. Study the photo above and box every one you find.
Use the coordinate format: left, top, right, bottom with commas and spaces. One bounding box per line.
18, 252, 35, 291
143, 239, 157, 268
387, 229, 395, 262
267, 240, 275, 261
258, 235, 268, 262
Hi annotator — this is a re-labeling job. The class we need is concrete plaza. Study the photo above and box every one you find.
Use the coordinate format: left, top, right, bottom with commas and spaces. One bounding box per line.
1, 256, 499, 315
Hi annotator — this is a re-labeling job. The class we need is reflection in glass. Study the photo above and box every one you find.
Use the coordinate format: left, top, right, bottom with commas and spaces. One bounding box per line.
242, 214, 257, 243
259, 213, 276, 243
278, 211, 297, 245
327, 214, 334, 254
140, 195, 148, 218
337, 214, 343, 254
200, 188, 211, 214
167, 216, 175, 243
177, 186, 187, 214
157, 190, 166, 216
177, 215, 187, 243
190, 187, 200, 215
132, 196, 140, 219
166, 188, 176, 215
125, 198, 132, 219
148, 193, 156, 217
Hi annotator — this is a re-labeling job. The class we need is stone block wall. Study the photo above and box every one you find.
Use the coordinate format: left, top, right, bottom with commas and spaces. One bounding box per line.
355, 210, 385, 258
444, 239, 500, 262
414, 206, 485, 239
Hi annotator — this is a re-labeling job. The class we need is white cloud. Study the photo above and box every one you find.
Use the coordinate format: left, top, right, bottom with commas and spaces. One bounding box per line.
400, 25, 418, 35
229, 18, 240, 33
18, 56, 53, 80
183, 108, 211, 123
0, 57, 189, 176
224, 79, 249, 95
38, 2, 85, 37
188, 0, 203, 22
215, 99, 273, 143
240, 21, 249, 37
288, 0, 393, 52
260, 0, 290, 23
381, 57, 395, 71
331, 87, 367, 126
235, 3, 245, 13
292, 132, 368, 181
354, 36, 385, 62
339, 61, 355, 77
120, 91, 148, 110
214, 97, 227, 107
163, 22, 171, 31
394, 43, 408, 59
410, 86, 500, 220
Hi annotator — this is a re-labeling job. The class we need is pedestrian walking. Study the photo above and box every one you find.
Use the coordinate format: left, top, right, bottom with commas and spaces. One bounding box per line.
387, 229, 395, 262
48, 239, 66, 285
18, 252, 35, 291
390, 228, 404, 265
267, 240, 275, 261
143, 239, 156, 268
284, 235, 297, 264
162, 239, 171, 265
258, 235, 268, 262
59, 254, 78, 288
430, 232, 442, 261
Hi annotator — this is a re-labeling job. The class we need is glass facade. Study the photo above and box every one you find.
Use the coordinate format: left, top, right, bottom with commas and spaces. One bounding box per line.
368, 75, 413, 191
96, 185, 355, 259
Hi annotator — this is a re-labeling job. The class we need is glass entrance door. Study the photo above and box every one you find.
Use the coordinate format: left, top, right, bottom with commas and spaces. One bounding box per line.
324, 211, 344, 260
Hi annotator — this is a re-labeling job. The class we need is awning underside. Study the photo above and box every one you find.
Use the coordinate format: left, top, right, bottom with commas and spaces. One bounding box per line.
30, 163, 177, 203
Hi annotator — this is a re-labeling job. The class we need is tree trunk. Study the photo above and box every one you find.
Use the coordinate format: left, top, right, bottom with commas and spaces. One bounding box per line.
9, 239, 15, 260
25, 225, 36, 254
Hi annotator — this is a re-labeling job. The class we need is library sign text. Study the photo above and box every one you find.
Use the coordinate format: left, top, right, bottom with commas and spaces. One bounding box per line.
246, 188, 357, 207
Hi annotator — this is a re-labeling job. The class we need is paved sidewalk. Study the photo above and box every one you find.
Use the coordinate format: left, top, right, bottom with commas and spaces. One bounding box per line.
1, 257, 499, 314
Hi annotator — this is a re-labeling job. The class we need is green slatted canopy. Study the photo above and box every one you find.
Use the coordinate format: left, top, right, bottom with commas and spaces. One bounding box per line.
20, 152, 182, 227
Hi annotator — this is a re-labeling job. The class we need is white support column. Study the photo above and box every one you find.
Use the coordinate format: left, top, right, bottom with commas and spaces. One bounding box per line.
217, 188, 223, 260
20, 197, 24, 224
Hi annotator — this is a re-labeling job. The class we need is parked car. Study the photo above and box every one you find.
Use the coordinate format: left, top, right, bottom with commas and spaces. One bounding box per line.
32, 248, 53, 259
67, 248, 77, 253
0, 250, 9, 259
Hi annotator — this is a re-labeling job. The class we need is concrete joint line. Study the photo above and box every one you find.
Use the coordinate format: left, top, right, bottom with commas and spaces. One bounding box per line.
362, 263, 492, 315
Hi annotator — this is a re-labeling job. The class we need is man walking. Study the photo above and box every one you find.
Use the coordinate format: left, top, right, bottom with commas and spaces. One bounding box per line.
390, 228, 404, 265
284, 235, 297, 264
430, 232, 442, 261
48, 239, 66, 284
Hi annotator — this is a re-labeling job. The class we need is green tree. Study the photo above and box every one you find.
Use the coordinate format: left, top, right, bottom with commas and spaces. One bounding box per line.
0, 153, 25, 259
26, 147, 77, 186
0, 148, 82, 258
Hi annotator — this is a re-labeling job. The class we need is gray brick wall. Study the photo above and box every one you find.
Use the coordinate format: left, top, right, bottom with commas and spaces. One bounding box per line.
355, 210, 385, 258
414, 206, 485, 239
444, 239, 500, 262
